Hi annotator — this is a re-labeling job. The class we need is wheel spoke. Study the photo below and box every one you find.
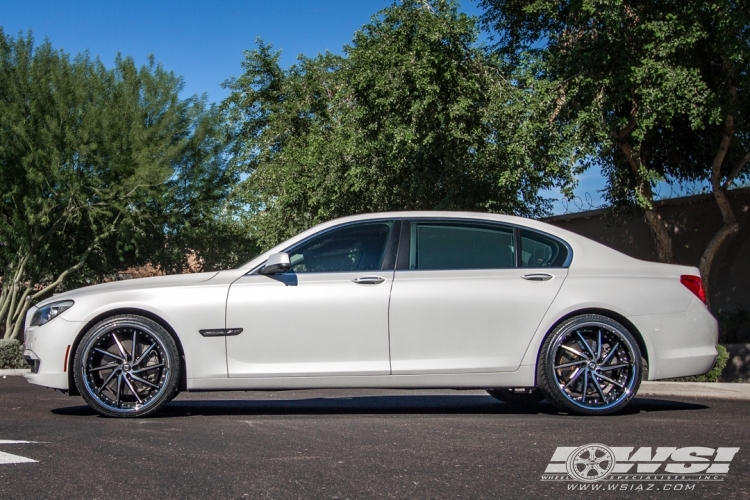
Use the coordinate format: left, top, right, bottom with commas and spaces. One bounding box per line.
596, 329, 602, 361
93, 348, 125, 363
131, 363, 164, 374
598, 363, 631, 372
600, 341, 620, 365
563, 367, 585, 389
591, 374, 607, 402
128, 373, 160, 389
96, 367, 120, 394
131, 331, 138, 362
595, 372, 625, 388
115, 374, 122, 406
133, 344, 156, 367
89, 362, 119, 372
581, 370, 589, 403
112, 334, 129, 359
577, 331, 597, 359
593, 463, 608, 474
555, 360, 587, 370
123, 375, 142, 404
561, 344, 588, 359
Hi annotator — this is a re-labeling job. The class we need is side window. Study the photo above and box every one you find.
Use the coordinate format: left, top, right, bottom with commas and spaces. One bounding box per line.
408, 222, 515, 270
288, 222, 394, 273
520, 229, 569, 267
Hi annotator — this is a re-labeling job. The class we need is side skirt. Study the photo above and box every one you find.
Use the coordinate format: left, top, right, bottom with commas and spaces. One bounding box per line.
187, 365, 536, 391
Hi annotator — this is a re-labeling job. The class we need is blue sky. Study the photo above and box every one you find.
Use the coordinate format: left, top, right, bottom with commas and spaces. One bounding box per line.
1, 0, 604, 213
1, 1, 482, 103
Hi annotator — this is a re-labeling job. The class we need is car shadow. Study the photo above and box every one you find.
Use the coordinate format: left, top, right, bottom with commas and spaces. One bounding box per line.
51, 394, 707, 418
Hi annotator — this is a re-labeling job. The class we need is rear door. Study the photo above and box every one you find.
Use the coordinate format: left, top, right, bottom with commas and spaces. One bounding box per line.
388, 219, 569, 374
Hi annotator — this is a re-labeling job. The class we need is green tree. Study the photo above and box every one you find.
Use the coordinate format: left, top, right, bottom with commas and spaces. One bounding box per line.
223, 0, 574, 249
480, 0, 750, 307
0, 30, 246, 339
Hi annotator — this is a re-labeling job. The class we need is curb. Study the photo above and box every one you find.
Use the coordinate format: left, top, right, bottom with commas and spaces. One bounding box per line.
640, 381, 750, 400
0, 368, 30, 376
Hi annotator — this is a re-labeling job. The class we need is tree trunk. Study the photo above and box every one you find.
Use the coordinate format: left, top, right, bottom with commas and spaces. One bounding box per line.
697, 97, 746, 311
616, 139, 677, 264
643, 207, 676, 263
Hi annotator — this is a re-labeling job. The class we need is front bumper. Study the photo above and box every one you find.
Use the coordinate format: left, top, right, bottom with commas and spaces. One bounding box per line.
23, 317, 82, 391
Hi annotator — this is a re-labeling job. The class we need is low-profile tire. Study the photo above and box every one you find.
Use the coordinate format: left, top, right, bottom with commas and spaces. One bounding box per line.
74, 314, 180, 418
537, 314, 642, 416
487, 388, 544, 409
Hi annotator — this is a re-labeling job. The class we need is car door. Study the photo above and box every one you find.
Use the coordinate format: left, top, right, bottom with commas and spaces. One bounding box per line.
388, 219, 569, 374
225, 220, 398, 377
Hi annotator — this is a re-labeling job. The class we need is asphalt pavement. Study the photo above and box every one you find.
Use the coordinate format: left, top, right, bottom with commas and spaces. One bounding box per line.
1, 376, 748, 499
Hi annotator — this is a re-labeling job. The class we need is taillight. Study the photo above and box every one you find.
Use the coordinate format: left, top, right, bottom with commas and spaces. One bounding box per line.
680, 275, 707, 304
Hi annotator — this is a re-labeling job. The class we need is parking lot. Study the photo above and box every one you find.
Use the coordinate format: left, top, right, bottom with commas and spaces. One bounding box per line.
1, 376, 748, 499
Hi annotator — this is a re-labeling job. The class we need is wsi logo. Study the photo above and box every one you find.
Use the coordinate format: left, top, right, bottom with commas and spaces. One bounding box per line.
541, 444, 739, 483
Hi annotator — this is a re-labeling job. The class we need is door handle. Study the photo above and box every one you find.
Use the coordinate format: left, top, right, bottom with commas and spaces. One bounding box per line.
352, 276, 386, 284
521, 273, 554, 281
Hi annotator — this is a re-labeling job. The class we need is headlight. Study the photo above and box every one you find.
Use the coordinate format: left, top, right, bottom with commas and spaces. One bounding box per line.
30, 300, 75, 327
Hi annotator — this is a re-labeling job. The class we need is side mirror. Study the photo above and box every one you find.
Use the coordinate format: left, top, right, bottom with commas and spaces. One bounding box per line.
259, 252, 291, 275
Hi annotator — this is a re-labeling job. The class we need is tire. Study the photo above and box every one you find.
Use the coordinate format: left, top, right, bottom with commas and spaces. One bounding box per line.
537, 314, 642, 416
74, 314, 180, 418
487, 388, 544, 409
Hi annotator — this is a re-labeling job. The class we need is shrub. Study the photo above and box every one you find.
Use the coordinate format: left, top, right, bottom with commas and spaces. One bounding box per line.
0, 339, 25, 369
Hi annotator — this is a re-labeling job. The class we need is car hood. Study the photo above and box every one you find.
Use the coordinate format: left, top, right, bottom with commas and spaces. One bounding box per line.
35, 271, 220, 308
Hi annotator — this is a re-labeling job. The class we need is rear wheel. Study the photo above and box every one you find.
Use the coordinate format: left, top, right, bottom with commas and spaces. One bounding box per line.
537, 314, 641, 416
487, 388, 544, 409
74, 314, 179, 418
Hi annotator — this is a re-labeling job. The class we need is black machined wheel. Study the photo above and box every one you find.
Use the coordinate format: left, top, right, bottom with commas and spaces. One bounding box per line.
538, 314, 642, 416
74, 314, 180, 418
487, 388, 544, 409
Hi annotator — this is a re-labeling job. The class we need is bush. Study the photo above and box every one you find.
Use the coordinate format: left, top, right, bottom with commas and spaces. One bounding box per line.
0, 339, 25, 369
666, 344, 730, 383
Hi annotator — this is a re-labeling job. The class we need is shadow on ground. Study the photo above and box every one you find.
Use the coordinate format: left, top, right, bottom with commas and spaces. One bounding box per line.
51, 395, 708, 418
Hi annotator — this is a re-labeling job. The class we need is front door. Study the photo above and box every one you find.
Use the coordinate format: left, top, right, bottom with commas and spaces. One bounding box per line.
388, 220, 568, 374
225, 220, 397, 377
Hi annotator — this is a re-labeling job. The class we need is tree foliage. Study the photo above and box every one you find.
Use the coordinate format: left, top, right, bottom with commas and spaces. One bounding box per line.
223, 0, 575, 249
481, 0, 750, 306
0, 30, 249, 339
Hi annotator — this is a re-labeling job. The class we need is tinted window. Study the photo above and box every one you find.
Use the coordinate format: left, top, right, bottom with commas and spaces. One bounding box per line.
288, 222, 393, 273
520, 229, 569, 267
408, 222, 515, 270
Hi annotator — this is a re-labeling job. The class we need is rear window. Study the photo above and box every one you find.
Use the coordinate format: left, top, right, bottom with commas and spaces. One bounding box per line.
520, 229, 569, 267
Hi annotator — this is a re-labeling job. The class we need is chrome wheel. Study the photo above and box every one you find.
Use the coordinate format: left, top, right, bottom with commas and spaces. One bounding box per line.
538, 314, 641, 415
75, 315, 179, 417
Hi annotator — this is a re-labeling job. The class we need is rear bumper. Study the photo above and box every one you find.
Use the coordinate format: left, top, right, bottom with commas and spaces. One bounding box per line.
631, 299, 719, 380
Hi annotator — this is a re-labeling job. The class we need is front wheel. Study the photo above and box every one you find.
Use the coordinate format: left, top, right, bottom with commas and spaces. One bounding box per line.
74, 314, 180, 418
537, 314, 642, 416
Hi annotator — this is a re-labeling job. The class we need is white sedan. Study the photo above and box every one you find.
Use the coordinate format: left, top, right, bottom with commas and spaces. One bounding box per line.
23, 212, 718, 417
